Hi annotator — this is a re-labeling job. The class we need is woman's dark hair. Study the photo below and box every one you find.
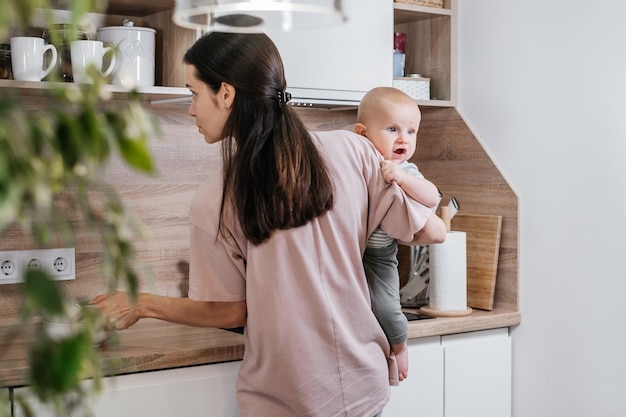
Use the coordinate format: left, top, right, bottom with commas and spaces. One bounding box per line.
184, 32, 334, 245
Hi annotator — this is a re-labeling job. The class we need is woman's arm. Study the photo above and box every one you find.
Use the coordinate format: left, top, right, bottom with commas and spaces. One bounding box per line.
401, 212, 447, 246
91, 291, 247, 330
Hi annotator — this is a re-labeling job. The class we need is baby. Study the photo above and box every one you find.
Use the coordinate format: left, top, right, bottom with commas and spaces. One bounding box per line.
355, 87, 441, 382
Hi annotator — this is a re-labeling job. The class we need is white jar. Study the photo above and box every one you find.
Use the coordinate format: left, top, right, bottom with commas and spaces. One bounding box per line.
97, 20, 155, 87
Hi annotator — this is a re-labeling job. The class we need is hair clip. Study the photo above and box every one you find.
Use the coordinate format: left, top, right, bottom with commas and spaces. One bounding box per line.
277, 91, 292, 104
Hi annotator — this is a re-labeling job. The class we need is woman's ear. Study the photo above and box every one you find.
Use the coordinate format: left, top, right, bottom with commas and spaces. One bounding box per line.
354, 123, 367, 137
220, 82, 236, 110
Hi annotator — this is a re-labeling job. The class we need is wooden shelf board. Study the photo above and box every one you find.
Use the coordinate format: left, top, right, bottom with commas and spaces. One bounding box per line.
415, 99, 455, 108
394, 3, 452, 24
0, 80, 191, 103
106, 0, 174, 16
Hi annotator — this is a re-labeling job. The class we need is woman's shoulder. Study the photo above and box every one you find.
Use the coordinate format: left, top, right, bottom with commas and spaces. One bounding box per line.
311, 129, 378, 156
310, 130, 383, 179
311, 129, 363, 142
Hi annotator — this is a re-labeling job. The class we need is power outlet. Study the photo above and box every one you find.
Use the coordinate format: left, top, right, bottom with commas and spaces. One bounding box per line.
20, 251, 45, 273
45, 248, 75, 280
0, 248, 76, 284
0, 252, 20, 283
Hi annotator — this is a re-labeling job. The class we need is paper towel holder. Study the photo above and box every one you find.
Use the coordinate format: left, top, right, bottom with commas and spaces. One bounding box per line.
418, 206, 473, 318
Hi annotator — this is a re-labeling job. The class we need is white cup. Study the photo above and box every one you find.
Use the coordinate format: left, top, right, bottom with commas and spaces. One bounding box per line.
10, 37, 58, 81
70, 40, 117, 83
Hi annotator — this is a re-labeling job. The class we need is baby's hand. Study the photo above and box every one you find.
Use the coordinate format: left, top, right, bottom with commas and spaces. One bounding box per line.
381, 160, 405, 185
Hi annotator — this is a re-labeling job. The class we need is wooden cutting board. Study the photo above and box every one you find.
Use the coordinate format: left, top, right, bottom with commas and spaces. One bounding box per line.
450, 213, 502, 311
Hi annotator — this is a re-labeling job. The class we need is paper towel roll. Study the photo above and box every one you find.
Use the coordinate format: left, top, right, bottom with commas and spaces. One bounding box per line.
425, 231, 471, 314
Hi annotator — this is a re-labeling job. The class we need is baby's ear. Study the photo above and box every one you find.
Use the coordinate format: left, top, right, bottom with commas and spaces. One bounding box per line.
354, 123, 367, 136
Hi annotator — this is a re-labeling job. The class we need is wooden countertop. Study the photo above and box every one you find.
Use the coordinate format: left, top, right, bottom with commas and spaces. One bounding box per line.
0, 310, 519, 388
404, 308, 520, 339
0, 319, 245, 388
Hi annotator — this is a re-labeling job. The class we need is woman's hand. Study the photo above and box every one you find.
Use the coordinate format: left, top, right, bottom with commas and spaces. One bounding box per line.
90, 291, 141, 330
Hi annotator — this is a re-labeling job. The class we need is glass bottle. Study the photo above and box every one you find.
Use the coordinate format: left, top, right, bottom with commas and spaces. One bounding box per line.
0, 44, 11, 80
393, 32, 407, 78
43, 24, 87, 82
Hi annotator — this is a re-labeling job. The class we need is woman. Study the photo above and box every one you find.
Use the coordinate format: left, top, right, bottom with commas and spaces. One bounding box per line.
92, 32, 445, 417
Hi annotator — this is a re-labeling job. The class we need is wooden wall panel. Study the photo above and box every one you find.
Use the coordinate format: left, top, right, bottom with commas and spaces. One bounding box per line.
0, 105, 517, 325
403, 107, 518, 311
0, 104, 209, 324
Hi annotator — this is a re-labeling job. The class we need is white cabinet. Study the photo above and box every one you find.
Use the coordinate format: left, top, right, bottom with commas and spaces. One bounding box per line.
92, 361, 241, 417
384, 328, 511, 417
10, 329, 510, 417
385, 336, 444, 417
266, 0, 392, 106
443, 328, 511, 417
13, 361, 241, 417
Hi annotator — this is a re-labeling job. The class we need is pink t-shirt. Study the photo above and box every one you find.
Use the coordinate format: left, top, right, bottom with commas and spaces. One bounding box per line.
188, 130, 432, 417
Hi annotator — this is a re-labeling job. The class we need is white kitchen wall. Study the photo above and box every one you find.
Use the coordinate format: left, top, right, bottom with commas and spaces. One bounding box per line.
457, 1, 626, 416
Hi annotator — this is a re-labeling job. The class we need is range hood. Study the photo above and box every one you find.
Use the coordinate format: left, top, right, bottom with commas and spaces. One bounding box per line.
284, 87, 365, 109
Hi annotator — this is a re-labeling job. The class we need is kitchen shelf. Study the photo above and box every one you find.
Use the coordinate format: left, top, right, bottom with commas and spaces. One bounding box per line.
393, 0, 456, 107
2, 1, 194, 89
0, 79, 191, 104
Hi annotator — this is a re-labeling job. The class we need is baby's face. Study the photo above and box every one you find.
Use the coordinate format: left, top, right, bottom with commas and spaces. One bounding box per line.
364, 102, 420, 164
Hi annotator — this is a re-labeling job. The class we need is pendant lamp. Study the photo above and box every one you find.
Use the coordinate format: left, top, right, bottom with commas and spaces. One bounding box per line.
173, 0, 347, 33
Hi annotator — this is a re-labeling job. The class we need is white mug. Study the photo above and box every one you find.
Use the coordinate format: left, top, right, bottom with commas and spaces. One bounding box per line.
70, 40, 117, 84
10, 37, 58, 81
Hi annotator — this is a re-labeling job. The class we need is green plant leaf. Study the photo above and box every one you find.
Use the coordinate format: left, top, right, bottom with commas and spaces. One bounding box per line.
29, 333, 91, 400
118, 136, 155, 173
54, 114, 81, 170
22, 270, 64, 318
79, 110, 110, 163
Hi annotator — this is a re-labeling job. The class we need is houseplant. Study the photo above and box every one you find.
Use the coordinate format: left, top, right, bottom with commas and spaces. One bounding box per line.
0, 1, 159, 415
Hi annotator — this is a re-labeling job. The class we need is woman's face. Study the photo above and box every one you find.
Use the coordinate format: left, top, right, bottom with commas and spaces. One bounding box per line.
185, 64, 232, 144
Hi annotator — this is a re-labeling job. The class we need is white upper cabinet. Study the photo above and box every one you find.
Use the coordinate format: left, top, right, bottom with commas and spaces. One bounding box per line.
266, 0, 393, 107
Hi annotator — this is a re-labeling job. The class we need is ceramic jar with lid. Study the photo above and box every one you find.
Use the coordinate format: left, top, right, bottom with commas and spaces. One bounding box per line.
97, 20, 156, 87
